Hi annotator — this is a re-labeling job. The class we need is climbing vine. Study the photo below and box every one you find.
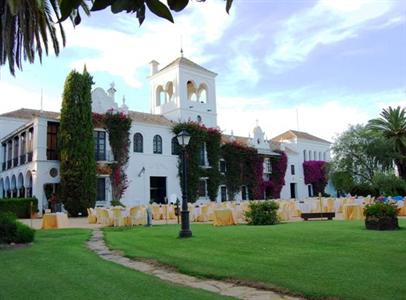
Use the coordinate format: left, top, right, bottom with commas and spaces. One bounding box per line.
172, 122, 221, 203
303, 160, 328, 195
92, 110, 132, 201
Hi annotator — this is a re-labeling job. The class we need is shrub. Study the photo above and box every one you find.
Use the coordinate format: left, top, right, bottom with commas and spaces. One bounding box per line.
0, 198, 38, 218
245, 200, 279, 225
0, 212, 35, 244
111, 199, 125, 207
350, 183, 378, 197
364, 201, 398, 218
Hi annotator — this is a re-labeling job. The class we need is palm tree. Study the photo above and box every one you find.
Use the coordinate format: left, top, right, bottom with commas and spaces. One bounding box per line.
0, 0, 88, 75
368, 106, 406, 179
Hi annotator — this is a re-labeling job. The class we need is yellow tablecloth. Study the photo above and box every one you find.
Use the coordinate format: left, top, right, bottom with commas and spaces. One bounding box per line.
213, 209, 236, 226
42, 213, 69, 229
398, 201, 406, 216
343, 204, 364, 220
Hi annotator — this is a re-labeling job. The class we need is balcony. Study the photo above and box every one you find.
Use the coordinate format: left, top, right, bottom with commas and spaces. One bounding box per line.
27, 152, 33, 162
13, 157, 18, 167
1, 162, 5, 171
7, 160, 11, 169
20, 154, 26, 165
95, 150, 115, 163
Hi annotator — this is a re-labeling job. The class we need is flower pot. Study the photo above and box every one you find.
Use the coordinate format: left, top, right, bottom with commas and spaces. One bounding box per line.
365, 216, 399, 231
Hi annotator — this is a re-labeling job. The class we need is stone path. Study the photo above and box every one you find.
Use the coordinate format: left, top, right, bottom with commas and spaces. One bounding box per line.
87, 229, 301, 300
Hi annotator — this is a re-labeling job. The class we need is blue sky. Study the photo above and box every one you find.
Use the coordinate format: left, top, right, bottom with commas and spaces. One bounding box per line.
0, 0, 405, 141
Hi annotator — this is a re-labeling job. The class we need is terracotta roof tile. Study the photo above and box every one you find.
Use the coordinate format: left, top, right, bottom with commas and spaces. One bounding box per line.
0, 108, 60, 120
271, 130, 331, 144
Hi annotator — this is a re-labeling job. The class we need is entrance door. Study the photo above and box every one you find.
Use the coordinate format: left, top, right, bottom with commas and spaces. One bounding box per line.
150, 177, 167, 204
290, 183, 296, 199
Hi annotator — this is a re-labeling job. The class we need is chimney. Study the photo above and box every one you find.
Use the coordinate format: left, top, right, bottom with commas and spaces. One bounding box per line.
150, 60, 160, 76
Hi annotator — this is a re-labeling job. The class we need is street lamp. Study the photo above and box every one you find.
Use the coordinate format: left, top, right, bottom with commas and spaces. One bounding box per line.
177, 130, 192, 238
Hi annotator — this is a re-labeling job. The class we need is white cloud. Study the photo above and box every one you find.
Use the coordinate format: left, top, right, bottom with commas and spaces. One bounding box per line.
0, 81, 61, 113
266, 0, 401, 72
65, 1, 235, 87
217, 88, 406, 142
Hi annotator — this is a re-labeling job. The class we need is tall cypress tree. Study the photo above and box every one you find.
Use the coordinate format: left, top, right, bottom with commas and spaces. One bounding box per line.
59, 68, 96, 216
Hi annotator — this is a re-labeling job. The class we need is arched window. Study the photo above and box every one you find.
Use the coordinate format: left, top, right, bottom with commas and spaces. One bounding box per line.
198, 84, 208, 103
153, 135, 162, 154
187, 80, 197, 101
156, 86, 164, 106
166, 82, 174, 102
171, 137, 180, 155
133, 133, 143, 153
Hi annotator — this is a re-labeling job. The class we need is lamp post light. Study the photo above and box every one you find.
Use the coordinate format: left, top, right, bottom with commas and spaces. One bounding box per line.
177, 129, 192, 238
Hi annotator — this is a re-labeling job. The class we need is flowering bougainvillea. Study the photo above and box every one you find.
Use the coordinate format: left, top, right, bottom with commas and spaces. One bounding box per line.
303, 160, 328, 195
92, 111, 132, 201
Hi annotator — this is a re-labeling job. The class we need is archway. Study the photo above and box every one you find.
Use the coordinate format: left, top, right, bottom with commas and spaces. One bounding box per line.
25, 171, 33, 197
0, 178, 4, 199
11, 175, 17, 198
17, 173, 25, 198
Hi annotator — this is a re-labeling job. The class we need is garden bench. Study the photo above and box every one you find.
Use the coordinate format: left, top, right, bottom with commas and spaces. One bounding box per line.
301, 212, 335, 221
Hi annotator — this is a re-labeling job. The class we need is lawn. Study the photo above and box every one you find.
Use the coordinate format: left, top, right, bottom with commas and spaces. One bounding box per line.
104, 220, 406, 300
0, 229, 227, 300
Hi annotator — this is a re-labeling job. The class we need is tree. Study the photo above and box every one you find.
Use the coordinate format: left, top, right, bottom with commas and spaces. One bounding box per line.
330, 124, 395, 186
59, 68, 96, 216
368, 106, 406, 179
1, 0, 233, 75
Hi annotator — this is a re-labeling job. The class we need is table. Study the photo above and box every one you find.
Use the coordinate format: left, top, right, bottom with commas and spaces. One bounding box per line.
42, 213, 69, 229
342, 204, 364, 220
213, 208, 236, 226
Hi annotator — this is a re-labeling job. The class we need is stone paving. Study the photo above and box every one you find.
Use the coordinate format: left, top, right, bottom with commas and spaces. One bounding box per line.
87, 229, 301, 300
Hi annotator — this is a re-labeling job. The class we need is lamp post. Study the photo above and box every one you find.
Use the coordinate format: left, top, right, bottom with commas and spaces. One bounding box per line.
177, 129, 192, 238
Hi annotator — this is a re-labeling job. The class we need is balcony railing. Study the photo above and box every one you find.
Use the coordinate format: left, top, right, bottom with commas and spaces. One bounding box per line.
12, 157, 18, 167
95, 150, 114, 163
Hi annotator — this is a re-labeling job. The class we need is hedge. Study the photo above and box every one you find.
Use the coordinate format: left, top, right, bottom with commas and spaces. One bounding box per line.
0, 198, 38, 218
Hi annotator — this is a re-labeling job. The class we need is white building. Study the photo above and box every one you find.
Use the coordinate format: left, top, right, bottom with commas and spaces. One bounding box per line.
0, 56, 332, 213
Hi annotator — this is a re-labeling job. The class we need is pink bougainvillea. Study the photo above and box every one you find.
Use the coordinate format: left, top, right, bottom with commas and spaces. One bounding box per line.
303, 160, 328, 195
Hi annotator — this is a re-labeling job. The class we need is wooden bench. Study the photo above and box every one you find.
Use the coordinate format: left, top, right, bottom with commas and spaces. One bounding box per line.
301, 212, 335, 221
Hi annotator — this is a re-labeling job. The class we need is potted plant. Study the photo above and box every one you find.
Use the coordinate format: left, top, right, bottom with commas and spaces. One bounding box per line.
364, 199, 399, 230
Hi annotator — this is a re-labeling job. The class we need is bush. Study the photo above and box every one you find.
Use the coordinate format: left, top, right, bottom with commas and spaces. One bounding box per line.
111, 199, 125, 207
350, 183, 378, 197
0, 212, 35, 244
0, 198, 38, 218
364, 201, 399, 231
245, 200, 279, 225
372, 173, 406, 196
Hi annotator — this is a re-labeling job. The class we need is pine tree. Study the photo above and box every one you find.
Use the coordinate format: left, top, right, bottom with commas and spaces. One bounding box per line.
59, 68, 96, 216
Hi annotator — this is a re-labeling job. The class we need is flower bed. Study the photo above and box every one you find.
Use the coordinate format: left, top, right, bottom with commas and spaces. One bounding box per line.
364, 201, 399, 230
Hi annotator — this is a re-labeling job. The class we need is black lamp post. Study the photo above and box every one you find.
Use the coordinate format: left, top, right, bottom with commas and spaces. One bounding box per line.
177, 129, 192, 238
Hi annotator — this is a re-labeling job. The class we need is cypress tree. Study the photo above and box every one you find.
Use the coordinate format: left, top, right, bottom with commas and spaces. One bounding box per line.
59, 68, 96, 216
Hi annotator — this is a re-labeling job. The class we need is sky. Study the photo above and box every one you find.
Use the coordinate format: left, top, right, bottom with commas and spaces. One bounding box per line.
0, 0, 405, 142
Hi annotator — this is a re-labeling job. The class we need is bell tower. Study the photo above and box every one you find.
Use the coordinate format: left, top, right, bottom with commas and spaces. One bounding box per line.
148, 56, 218, 128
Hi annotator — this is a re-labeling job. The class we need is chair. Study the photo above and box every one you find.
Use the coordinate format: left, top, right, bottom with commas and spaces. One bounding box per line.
129, 206, 146, 226
99, 209, 113, 227
87, 208, 97, 224
111, 207, 126, 227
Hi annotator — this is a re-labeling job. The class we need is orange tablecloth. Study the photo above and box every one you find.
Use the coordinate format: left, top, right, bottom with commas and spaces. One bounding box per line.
343, 204, 364, 220
213, 209, 236, 226
42, 213, 69, 229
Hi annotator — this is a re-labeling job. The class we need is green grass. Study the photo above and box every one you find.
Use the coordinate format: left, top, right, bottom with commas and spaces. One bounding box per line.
0, 229, 227, 300
104, 220, 406, 300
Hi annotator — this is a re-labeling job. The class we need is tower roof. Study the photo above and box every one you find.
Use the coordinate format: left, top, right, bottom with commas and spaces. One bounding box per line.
154, 57, 217, 76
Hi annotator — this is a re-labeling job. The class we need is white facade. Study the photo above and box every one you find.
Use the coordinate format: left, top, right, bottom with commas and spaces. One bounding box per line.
0, 56, 333, 212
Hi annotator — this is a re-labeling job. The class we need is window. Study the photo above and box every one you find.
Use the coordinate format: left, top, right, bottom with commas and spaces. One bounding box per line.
94, 131, 106, 161
153, 135, 162, 154
197, 115, 202, 123
13, 137, 19, 166
198, 179, 207, 197
303, 150, 307, 161
241, 186, 247, 200
264, 158, 272, 174
219, 159, 226, 173
198, 87, 207, 103
133, 133, 143, 153
319, 152, 322, 160
323, 152, 327, 161
187, 81, 197, 101
199, 143, 206, 166
96, 178, 106, 201
221, 186, 227, 202
291, 164, 295, 175
171, 137, 180, 155
308, 184, 313, 197
47, 122, 59, 160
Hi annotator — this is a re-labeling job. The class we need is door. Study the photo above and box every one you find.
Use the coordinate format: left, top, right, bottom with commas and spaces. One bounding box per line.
150, 177, 167, 204
221, 186, 227, 202
290, 183, 296, 199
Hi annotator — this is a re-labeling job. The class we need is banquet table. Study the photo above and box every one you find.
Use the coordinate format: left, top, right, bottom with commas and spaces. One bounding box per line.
213, 208, 236, 226
342, 204, 364, 220
42, 213, 69, 229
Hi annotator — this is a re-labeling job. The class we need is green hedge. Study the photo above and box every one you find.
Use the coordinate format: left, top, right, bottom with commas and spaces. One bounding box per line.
0, 212, 35, 244
0, 198, 38, 218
